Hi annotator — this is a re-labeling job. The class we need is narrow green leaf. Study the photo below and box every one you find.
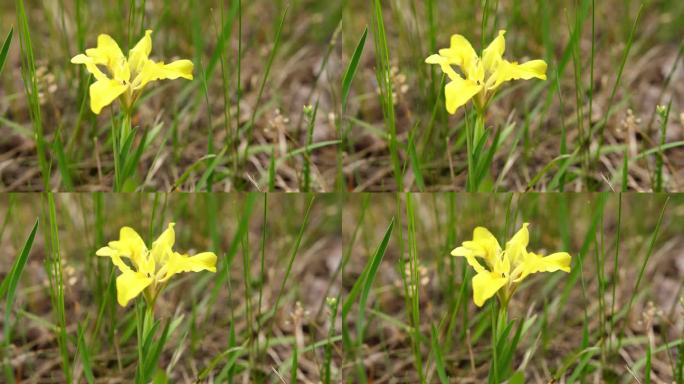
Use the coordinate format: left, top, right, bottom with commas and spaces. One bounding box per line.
341, 27, 367, 111
341, 217, 394, 335
76, 324, 94, 384
430, 325, 449, 384
0, 27, 13, 75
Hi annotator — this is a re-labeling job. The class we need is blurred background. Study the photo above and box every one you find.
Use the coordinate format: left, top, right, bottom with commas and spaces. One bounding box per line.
342, 193, 684, 382
0, 193, 343, 381
1, 0, 343, 191
341, 0, 684, 191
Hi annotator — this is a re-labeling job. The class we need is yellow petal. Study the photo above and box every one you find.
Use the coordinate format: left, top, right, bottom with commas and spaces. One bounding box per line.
516, 252, 571, 282
128, 30, 153, 75
85, 34, 130, 83
107, 226, 151, 272
116, 270, 152, 307
89, 79, 128, 114
160, 251, 217, 282
133, 59, 194, 90
425, 54, 460, 81
451, 246, 486, 274
119, 227, 147, 253
472, 271, 508, 307
71, 54, 108, 82
530, 252, 571, 273
151, 223, 175, 264
482, 30, 506, 74
493, 59, 547, 89
86, 34, 125, 66
470, 226, 502, 261
96, 246, 133, 274
153, 223, 176, 249
440, 34, 478, 75
444, 77, 481, 114
505, 223, 529, 265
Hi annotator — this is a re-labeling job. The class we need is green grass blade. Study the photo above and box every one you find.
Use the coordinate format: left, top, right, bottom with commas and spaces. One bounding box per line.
407, 128, 425, 191
52, 135, 74, 191
341, 217, 395, 337
0, 27, 12, 75
76, 323, 95, 384
430, 325, 449, 384
243, 6, 289, 163
623, 196, 669, 333
271, 195, 315, 317
593, 4, 644, 167
371, 0, 402, 191
341, 27, 367, 112
268, 146, 276, 191
16, 0, 50, 189
2, 218, 38, 383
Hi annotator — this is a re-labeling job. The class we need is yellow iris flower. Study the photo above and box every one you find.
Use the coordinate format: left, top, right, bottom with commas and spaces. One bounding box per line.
425, 30, 547, 114
96, 223, 217, 307
71, 30, 193, 114
451, 223, 570, 307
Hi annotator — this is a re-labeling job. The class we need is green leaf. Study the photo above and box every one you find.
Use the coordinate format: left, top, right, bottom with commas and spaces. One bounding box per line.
341, 217, 394, 339
508, 371, 525, 384
430, 325, 449, 384
341, 27, 367, 111
3, 219, 38, 384
0, 27, 12, 75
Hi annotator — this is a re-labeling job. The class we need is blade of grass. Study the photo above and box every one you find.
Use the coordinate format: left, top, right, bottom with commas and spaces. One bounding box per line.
44, 194, 71, 382
2, 219, 38, 383
16, 0, 50, 189
430, 325, 449, 384
242, 5, 289, 167
341, 27, 367, 113
341, 217, 394, 384
406, 193, 424, 382
592, 3, 644, 171
371, 0, 402, 190
0, 27, 12, 75
620, 196, 669, 342
76, 323, 95, 384
654, 102, 671, 192
270, 195, 315, 319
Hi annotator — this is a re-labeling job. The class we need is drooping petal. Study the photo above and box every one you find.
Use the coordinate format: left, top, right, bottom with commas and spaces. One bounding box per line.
505, 223, 529, 265
84, 34, 130, 83
151, 223, 175, 265
482, 30, 506, 74
119, 227, 147, 253
472, 271, 508, 307
159, 251, 217, 282
71, 54, 108, 82
529, 252, 571, 273
437, 34, 478, 74
153, 223, 175, 248
425, 54, 460, 81
106, 226, 151, 272
444, 77, 481, 114
88, 79, 128, 114
465, 226, 502, 264
86, 34, 125, 65
116, 270, 153, 307
132, 59, 194, 90
96, 246, 133, 274
128, 30, 153, 75
492, 59, 547, 89
515, 251, 571, 282
451, 247, 487, 274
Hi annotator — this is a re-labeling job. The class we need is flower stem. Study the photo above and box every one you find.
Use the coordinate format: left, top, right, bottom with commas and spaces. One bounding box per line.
113, 110, 132, 192
490, 300, 509, 383
466, 109, 487, 192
